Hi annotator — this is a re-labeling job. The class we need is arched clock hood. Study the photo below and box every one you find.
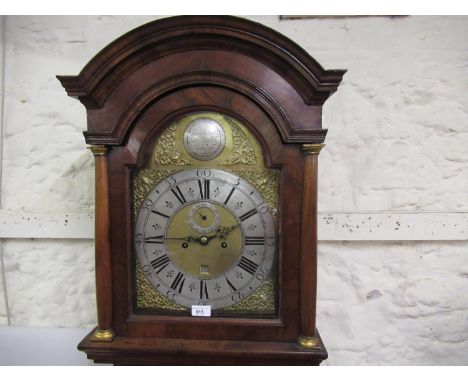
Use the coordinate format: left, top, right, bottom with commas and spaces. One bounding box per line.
58, 16, 345, 145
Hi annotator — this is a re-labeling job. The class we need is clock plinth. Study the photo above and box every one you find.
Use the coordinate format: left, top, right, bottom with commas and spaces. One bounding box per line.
58, 16, 345, 366
79, 327, 328, 366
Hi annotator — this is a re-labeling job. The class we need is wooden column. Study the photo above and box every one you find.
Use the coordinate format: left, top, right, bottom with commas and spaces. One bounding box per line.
297, 143, 324, 348
89, 145, 115, 342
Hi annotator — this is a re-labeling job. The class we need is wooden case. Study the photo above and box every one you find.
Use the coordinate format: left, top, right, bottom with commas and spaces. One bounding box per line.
58, 15, 345, 365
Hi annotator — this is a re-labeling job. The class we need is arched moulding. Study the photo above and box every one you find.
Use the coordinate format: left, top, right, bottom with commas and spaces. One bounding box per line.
57, 16, 345, 145
122, 85, 290, 170
109, 72, 329, 148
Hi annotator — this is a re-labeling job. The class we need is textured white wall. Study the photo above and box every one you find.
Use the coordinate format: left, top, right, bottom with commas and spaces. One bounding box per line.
0, 15, 467, 365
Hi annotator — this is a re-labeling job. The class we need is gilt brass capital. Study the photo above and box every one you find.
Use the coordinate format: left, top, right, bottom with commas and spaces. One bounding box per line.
90, 328, 115, 342
297, 334, 319, 348
301, 143, 325, 156
89, 145, 110, 157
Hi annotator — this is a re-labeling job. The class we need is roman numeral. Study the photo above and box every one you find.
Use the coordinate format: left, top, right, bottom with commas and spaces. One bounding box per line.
200, 280, 209, 299
239, 208, 257, 222
225, 277, 237, 292
245, 236, 265, 246
152, 210, 170, 219
238, 256, 259, 275
198, 179, 210, 199
170, 272, 185, 293
224, 187, 235, 205
145, 235, 164, 244
150, 255, 170, 274
171, 186, 186, 205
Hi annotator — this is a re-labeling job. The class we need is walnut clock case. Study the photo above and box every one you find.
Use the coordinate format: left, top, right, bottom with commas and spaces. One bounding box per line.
57, 16, 345, 365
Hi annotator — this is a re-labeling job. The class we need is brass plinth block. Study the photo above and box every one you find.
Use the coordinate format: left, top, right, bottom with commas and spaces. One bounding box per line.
89, 145, 110, 157
90, 328, 115, 342
297, 335, 319, 348
301, 143, 325, 156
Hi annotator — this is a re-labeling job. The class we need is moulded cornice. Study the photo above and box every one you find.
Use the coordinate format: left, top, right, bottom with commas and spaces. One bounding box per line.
57, 16, 345, 109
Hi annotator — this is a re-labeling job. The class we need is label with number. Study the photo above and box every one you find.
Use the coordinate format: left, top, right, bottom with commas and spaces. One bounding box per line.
191, 305, 212, 317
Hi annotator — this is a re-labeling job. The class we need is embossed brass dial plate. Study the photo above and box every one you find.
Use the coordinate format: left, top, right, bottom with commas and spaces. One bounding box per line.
132, 111, 278, 315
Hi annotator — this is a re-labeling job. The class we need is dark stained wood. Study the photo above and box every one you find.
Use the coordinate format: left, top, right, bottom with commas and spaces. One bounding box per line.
57, 15, 345, 365
57, 15, 345, 144
78, 327, 328, 365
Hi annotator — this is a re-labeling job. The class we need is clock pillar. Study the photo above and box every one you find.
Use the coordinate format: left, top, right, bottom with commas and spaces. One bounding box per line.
89, 145, 115, 342
298, 143, 325, 348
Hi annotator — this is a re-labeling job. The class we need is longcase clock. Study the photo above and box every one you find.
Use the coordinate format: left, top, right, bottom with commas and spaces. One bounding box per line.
58, 16, 345, 365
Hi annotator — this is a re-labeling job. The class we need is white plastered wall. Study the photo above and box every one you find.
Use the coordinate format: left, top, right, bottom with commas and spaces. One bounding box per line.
0, 16, 467, 365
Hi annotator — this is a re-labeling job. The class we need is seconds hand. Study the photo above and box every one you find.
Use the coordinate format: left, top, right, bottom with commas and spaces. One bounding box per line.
197, 211, 208, 221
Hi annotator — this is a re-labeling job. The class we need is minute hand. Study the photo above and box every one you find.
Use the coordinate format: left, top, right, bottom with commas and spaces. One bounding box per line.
217, 222, 241, 239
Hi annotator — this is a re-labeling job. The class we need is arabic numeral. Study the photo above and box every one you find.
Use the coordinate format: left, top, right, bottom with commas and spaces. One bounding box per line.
166, 290, 177, 301
196, 169, 212, 177
256, 268, 268, 281
259, 204, 269, 214
142, 264, 152, 276
231, 291, 245, 302
166, 176, 177, 187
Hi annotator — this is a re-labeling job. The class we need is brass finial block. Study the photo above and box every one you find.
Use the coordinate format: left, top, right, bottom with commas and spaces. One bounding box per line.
89, 145, 110, 157
301, 143, 325, 156
90, 328, 115, 342
297, 334, 319, 348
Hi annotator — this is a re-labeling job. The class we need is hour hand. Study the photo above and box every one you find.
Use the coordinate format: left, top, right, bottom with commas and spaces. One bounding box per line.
165, 236, 197, 242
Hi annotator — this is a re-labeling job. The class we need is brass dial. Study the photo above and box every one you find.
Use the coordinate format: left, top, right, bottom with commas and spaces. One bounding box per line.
167, 201, 242, 278
134, 168, 276, 310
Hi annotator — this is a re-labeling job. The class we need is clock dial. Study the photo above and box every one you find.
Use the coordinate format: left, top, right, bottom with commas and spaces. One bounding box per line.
134, 168, 276, 310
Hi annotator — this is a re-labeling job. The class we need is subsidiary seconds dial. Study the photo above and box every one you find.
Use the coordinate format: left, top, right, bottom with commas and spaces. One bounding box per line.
134, 169, 276, 310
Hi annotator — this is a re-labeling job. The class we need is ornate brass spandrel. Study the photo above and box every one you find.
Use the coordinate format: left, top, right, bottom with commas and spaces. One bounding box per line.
222, 116, 256, 165
152, 124, 191, 166
136, 260, 185, 311
226, 169, 278, 209
222, 280, 275, 313
132, 111, 279, 314
132, 168, 175, 222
